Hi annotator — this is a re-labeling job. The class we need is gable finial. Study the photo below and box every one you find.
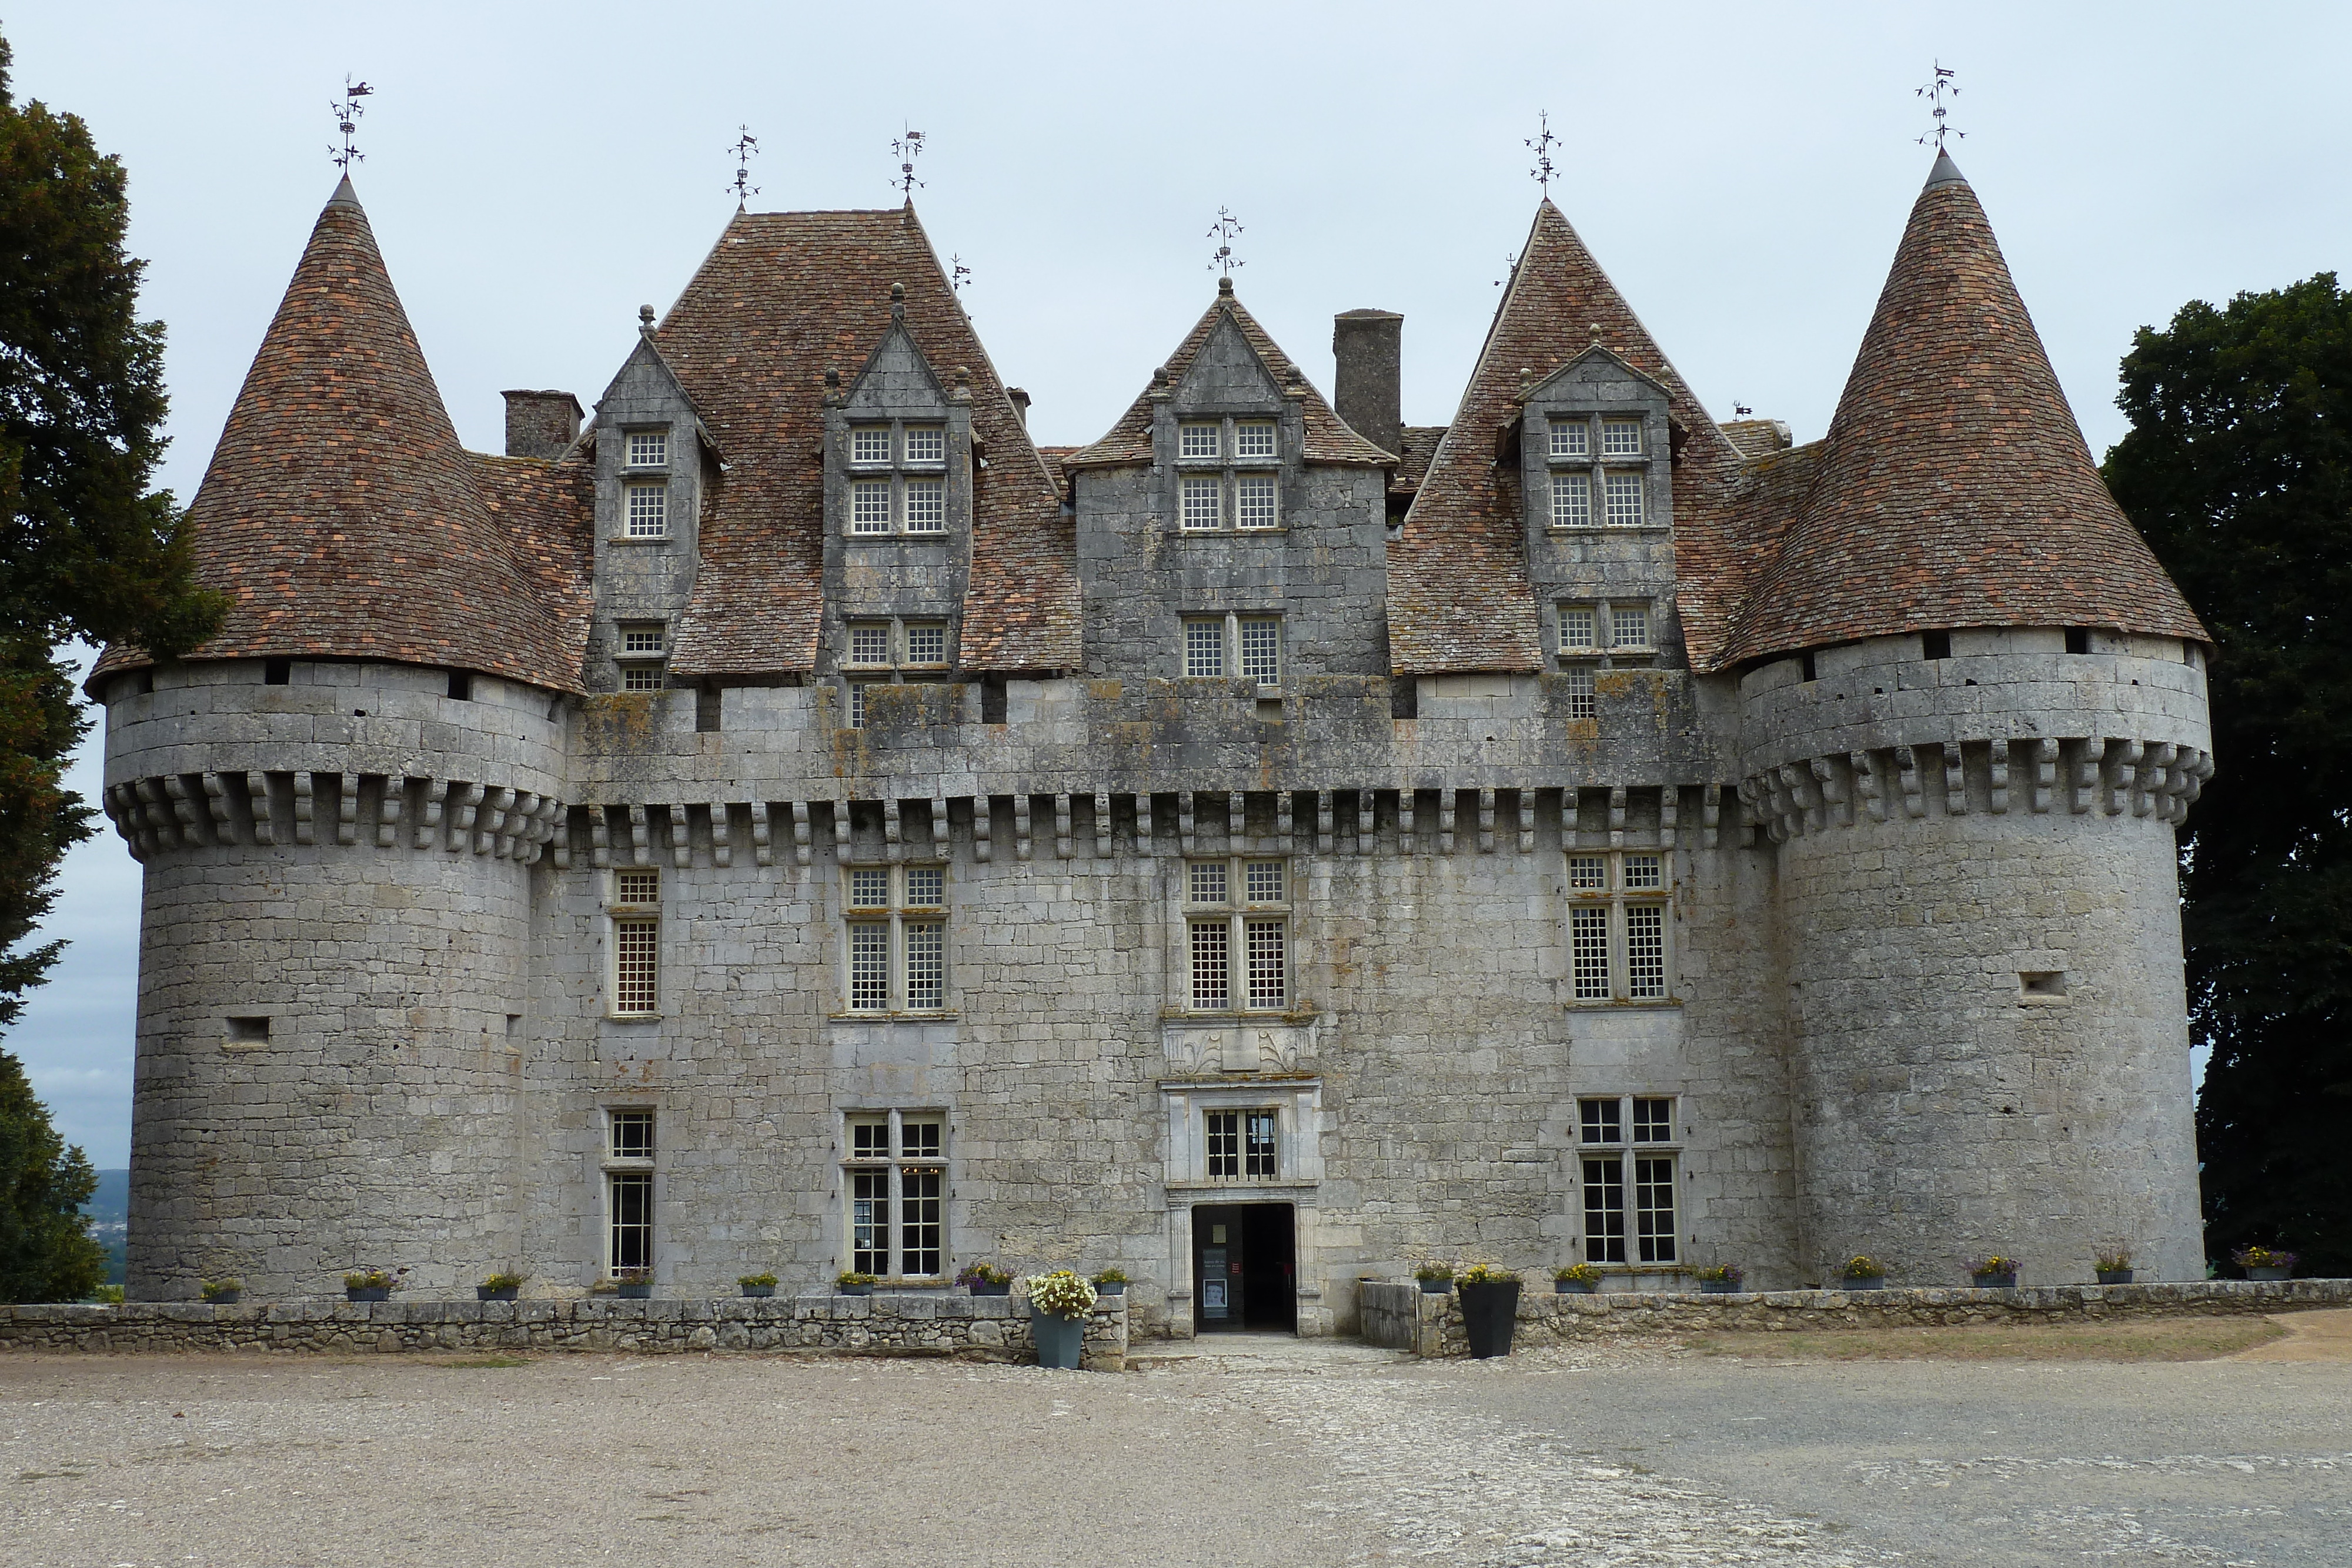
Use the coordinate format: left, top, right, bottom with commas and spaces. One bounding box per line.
727, 125, 761, 209
889, 281, 906, 321
329, 76, 373, 172
639, 305, 656, 339
1915, 61, 1965, 152
1525, 110, 1559, 195
892, 128, 926, 197
1207, 207, 1244, 278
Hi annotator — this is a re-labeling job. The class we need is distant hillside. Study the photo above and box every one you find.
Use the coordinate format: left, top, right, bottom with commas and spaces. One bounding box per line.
81, 1168, 128, 1286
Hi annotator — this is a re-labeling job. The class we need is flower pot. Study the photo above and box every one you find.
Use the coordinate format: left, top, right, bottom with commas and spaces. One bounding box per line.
1971, 1273, 2017, 1290
1418, 1278, 1452, 1295
1842, 1276, 1885, 1292
204, 1289, 242, 1305
616, 1283, 653, 1300
1032, 1307, 1085, 1370
1554, 1279, 1597, 1294
1094, 1281, 1127, 1296
477, 1285, 519, 1302
740, 1285, 776, 1298
346, 1286, 391, 1303
1458, 1279, 1521, 1359
2094, 1269, 2134, 1286
2250, 1266, 2293, 1282
1699, 1281, 1740, 1294
837, 1283, 873, 1296
968, 1282, 1010, 1297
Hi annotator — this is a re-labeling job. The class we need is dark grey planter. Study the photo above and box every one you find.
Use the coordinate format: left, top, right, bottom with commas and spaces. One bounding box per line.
1555, 1279, 1598, 1294
837, 1282, 873, 1296
346, 1286, 391, 1303
476, 1285, 519, 1302
203, 1289, 242, 1305
616, 1282, 652, 1300
1842, 1276, 1885, 1292
2095, 1269, 2134, 1286
740, 1284, 776, 1298
1458, 1280, 1521, 1359
1093, 1280, 1126, 1296
1418, 1278, 1453, 1294
2250, 1266, 2293, 1282
968, 1282, 1010, 1297
1971, 1273, 2018, 1290
1700, 1280, 1740, 1294
1033, 1308, 1084, 1369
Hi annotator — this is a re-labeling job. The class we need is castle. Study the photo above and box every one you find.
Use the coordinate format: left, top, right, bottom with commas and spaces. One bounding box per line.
96, 149, 2214, 1335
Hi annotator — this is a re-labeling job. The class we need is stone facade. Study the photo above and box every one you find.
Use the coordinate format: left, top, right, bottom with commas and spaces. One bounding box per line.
96, 154, 2216, 1338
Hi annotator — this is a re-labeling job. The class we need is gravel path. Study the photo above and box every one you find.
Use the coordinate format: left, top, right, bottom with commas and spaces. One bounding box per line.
5, 1329, 2347, 1566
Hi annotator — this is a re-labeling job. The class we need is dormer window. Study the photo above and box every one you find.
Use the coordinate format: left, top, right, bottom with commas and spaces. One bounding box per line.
1612, 605, 1650, 650
1181, 423, 1221, 459
1559, 606, 1597, 651
1550, 473, 1591, 529
1548, 419, 1589, 459
1236, 475, 1278, 530
849, 624, 891, 666
626, 430, 669, 470
851, 480, 893, 534
903, 425, 945, 464
1602, 419, 1643, 456
903, 478, 946, 533
840, 419, 955, 539
617, 621, 668, 691
1234, 421, 1277, 459
904, 621, 947, 667
851, 426, 891, 464
1182, 476, 1222, 530
625, 482, 669, 539
1172, 415, 1283, 533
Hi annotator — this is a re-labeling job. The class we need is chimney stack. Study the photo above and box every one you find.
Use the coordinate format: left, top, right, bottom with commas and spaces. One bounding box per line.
501, 390, 584, 459
1332, 309, 1403, 457
1008, 387, 1031, 428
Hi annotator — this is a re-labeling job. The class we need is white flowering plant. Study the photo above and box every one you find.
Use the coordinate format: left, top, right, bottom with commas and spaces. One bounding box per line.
1025, 1269, 1097, 1319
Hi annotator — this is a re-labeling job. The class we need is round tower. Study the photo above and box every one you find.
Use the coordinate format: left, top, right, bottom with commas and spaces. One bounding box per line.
93, 178, 581, 1299
1728, 153, 2214, 1285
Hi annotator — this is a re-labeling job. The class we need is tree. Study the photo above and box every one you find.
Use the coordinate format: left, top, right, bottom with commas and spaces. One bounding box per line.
0, 30, 224, 1296
0, 1047, 102, 1300
2104, 272, 2352, 1277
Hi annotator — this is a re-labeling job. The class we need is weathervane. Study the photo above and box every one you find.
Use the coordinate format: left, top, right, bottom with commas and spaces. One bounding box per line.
1494, 250, 1518, 289
1525, 111, 1559, 193
329, 76, 373, 172
892, 128, 926, 196
1916, 61, 1964, 152
1207, 207, 1244, 276
727, 125, 761, 207
950, 253, 972, 293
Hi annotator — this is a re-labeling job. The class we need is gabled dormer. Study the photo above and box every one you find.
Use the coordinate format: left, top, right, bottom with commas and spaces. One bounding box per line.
818, 283, 974, 725
1514, 346, 1685, 687
1154, 296, 1303, 536
587, 309, 721, 692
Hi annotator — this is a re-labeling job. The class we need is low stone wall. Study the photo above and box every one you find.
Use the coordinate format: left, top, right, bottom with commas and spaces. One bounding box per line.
0, 1293, 1128, 1371
1369, 1278, 2352, 1358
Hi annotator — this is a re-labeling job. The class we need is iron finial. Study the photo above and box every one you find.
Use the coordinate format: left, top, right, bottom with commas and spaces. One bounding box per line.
1207, 207, 1244, 277
329, 76, 373, 172
892, 128, 927, 196
1916, 61, 1965, 152
1525, 110, 1559, 195
727, 125, 761, 208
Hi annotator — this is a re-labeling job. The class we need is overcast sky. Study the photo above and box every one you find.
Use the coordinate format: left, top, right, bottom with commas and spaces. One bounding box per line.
11, 1, 2346, 1165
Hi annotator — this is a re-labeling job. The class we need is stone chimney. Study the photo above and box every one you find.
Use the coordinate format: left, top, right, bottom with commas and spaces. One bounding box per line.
1007, 387, 1031, 428
501, 390, 584, 459
1332, 309, 1403, 457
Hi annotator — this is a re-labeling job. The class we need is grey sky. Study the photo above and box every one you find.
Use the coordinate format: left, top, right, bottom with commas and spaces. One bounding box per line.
9, 1, 2346, 1164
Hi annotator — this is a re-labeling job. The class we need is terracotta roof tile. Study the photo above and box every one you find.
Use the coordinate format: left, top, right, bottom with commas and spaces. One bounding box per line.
1722, 155, 2206, 666
1387, 424, 1447, 498
1393, 201, 1747, 673
660, 206, 1073, 676
1719, 418, 1794, 459
95, 178, 586, 691
1065, 286, 1394, 470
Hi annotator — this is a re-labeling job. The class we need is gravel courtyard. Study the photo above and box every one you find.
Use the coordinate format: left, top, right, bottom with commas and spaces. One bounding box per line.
5, 1316, 2347, 1567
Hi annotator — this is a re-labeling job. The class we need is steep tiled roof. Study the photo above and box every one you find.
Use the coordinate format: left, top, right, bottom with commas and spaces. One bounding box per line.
1065, 283, 1394, 470
1034, 446, 1079, 495
1392, 201, 1747, 673
1719, 418, 1793, 459
662, 206, 1073, 676
1387, 425, 1448, 501
95, 178, 586, 691
1722, 155, 2207, 666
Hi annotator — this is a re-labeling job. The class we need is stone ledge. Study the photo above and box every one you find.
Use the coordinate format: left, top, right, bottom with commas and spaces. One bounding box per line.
1371, 1278, 2352, 1358
0, 1295, 1126, 1371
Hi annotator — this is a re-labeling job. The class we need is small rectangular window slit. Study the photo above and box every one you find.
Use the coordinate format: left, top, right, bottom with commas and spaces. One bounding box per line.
2020, 971, 2067, 999
223, 1016, 271, 1049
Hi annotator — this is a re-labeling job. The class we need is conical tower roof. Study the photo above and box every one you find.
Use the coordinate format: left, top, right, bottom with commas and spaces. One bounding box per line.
1723, 155, 2205, 664
112, 178, 581, 688
1393, 199, 1746, 673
